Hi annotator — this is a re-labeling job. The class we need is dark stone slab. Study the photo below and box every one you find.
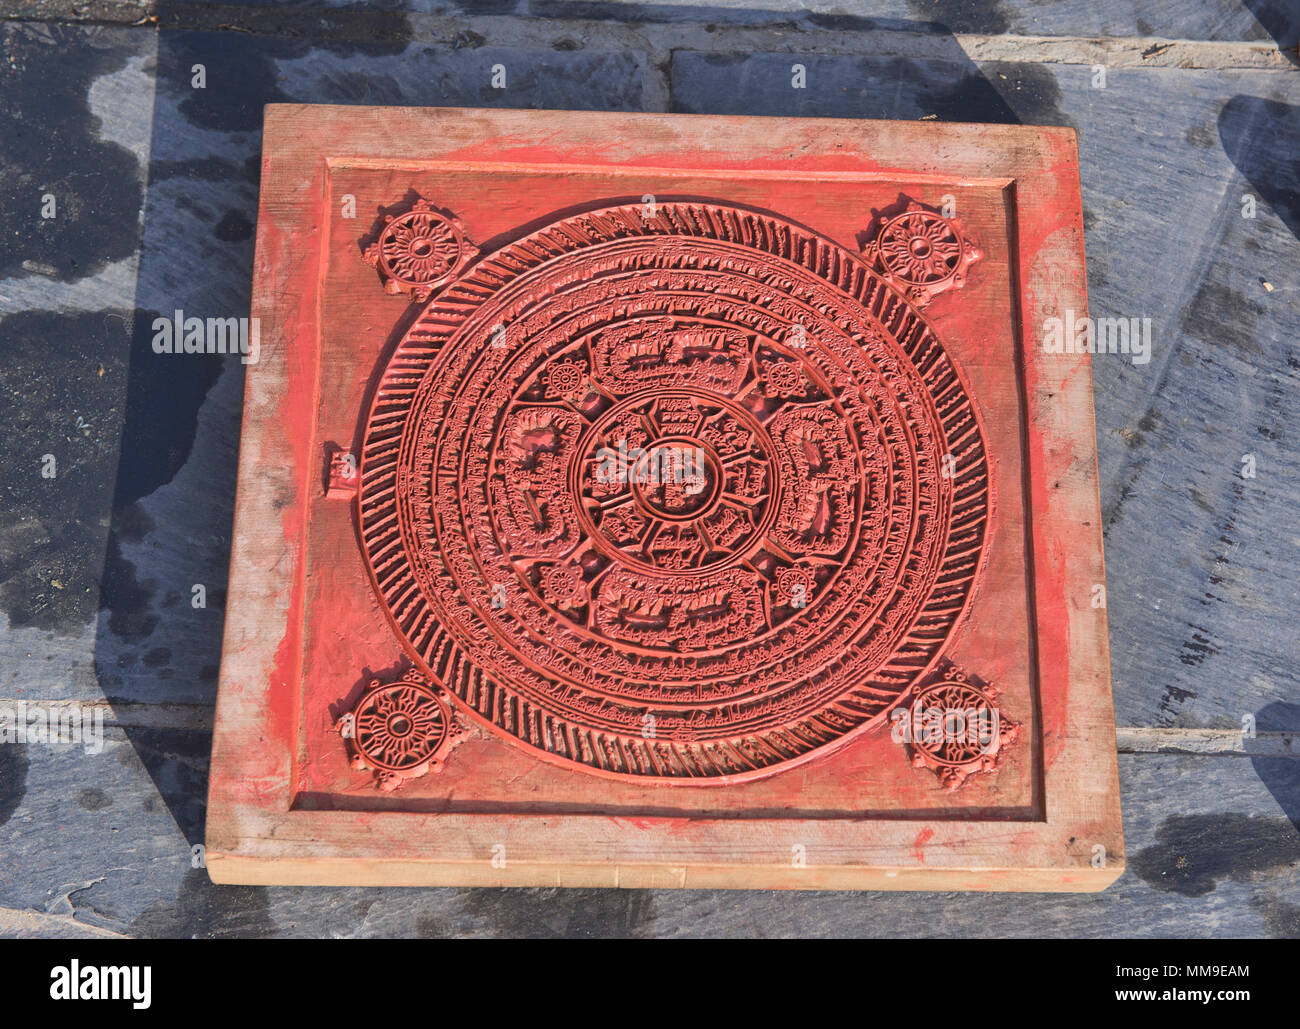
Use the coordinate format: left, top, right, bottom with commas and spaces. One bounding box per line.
3, 740, 1297, 937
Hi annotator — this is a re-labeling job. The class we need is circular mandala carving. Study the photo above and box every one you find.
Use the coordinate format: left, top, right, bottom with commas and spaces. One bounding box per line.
572, 393, 777, 574
359, 202, 991, 781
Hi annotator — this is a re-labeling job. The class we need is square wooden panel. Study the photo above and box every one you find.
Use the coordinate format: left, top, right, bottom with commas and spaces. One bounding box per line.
206, 105, 1122, 890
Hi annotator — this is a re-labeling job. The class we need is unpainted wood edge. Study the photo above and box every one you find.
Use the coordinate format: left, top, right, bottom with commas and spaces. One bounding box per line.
206, 102, 319, 843
206, 851, 1124, 892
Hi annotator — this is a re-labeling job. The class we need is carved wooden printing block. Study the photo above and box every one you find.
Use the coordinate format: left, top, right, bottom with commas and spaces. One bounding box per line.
207, 107, 1123, 890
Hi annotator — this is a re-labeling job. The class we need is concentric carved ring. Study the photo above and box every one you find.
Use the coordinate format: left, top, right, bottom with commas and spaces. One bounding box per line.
571, 390, 779, 575
359, 202, 991, 781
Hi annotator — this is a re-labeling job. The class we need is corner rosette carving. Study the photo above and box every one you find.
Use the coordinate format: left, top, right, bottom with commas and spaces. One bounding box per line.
362, 197, 478, 302
337, 669, 469, 791
863, 198, 981, 308
897, 666, 1021, 791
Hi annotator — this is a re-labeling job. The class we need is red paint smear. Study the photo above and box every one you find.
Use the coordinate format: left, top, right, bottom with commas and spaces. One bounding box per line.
1016, 129, 1090, 772
262, 154, 327, 790
911, 827, 935, 863
1021, 389, 1074, 773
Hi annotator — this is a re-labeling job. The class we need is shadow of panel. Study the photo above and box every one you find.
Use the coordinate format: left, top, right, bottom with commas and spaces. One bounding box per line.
1219, 95, 1300, 241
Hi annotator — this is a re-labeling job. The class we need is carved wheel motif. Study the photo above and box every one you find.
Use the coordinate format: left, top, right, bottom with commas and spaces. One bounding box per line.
359, 202, 991, 781
341, 671, 464, 790
905, 669, 1021, 791
870, 201, 981, 308
363, 198, 475, 301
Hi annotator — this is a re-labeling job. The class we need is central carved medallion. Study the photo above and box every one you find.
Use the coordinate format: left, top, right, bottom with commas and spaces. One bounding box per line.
357, 201, 990, 782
